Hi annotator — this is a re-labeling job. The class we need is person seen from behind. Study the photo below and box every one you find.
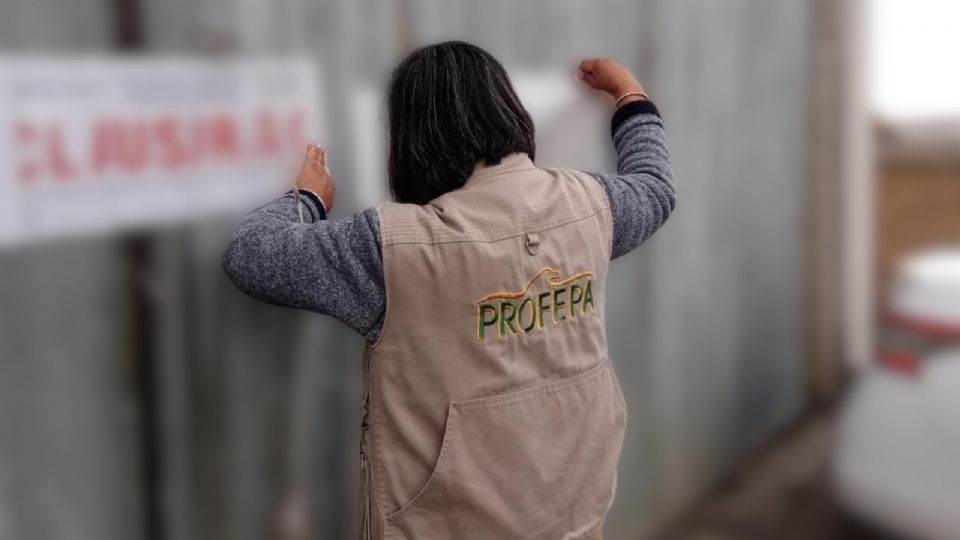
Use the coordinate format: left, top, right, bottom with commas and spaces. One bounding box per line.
223, 41, 675, 540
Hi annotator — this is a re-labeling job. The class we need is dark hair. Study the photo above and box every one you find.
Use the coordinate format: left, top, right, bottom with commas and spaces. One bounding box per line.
387, 41, 536, 205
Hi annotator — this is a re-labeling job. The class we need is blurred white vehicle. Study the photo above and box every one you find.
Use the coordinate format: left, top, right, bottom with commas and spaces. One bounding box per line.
834, 247, 960, 540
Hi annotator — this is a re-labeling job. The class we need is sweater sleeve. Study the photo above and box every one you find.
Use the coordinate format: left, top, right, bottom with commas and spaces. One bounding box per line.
591, 101, 677, 259
221, 192, 386, 343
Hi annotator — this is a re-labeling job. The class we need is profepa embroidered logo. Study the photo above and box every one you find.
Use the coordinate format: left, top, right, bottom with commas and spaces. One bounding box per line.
475, 267, 596, 341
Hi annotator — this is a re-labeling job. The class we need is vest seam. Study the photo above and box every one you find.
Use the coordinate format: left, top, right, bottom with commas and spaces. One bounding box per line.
374, 353, 389, 538
369, 206, 391, 350
581, 172, 615, 260
383, 209, 604, 245
453, 359, 609, 410
463, 164, 538, 187
582, 175, 617, 261
603, 206, 614, 261
369, 207, 391, 540
381, 168, 610, 246
382, 205, 610, 247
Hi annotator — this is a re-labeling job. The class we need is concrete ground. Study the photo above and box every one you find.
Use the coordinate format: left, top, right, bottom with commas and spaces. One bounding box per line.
654, 414, 902, 540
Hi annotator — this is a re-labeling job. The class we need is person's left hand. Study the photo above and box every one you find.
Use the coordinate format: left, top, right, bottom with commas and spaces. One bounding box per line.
296, 143, 336, 212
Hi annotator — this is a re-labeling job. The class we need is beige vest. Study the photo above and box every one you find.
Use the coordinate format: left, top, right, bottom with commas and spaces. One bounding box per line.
361, 154, 627, 540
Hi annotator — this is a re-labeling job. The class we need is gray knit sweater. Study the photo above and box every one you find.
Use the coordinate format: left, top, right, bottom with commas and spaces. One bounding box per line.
222, 101, 675, 344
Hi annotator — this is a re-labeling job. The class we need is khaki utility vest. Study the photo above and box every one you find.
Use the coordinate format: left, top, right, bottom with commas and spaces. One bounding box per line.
361, 154, 627, 540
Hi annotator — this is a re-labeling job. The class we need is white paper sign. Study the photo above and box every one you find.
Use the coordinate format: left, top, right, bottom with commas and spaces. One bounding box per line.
0, 57, 322, 246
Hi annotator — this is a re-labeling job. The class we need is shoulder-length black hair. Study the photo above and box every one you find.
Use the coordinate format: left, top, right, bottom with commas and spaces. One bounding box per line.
386, 41, 536, 205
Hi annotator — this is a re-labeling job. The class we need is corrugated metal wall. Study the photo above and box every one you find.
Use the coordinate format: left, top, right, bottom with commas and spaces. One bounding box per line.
0, 2, 144, 540
609, 2, 810, 534
0, 1, 810, 539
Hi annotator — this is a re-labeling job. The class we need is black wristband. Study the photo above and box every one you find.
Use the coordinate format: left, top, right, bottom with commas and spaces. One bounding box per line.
290, 189, 327, 221
611, 100, 661, 137
299, 189, 327, 220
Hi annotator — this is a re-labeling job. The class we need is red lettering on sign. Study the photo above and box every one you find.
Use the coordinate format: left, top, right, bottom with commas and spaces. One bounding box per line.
207, 114, 241, 160
46, 124, 76, 180
13, 107, 308, 185
15, 121, 40, 184
255, 109, 282, 157
91, 120, 120, 173
154, 115, 190, 169
286, 109, 308, 150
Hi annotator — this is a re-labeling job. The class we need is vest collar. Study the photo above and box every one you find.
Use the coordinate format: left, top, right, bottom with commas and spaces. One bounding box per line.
465, 153, 537, 186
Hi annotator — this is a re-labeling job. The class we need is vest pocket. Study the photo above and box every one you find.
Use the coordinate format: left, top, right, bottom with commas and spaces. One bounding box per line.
383, 360, 626, 540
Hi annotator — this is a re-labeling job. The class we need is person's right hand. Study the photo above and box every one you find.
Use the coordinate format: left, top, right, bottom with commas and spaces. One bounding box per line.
577, 58, 646, 106
295, 143, 336, 212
